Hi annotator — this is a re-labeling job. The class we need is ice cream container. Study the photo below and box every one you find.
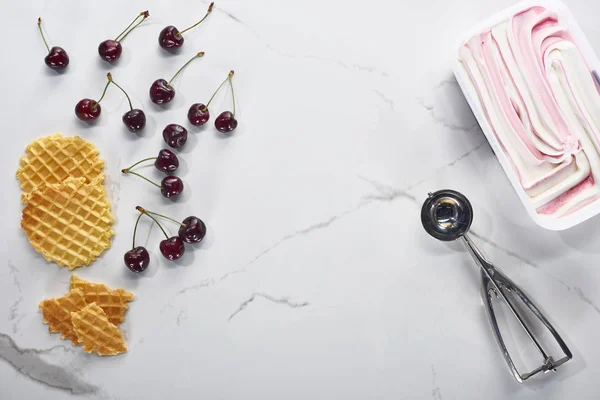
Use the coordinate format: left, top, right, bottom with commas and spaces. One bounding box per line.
453, 0, 600, 230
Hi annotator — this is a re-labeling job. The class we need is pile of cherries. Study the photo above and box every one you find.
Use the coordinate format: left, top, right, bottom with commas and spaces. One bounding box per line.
125, 206, 207, 272
39, 3, 239, 135
37, 3, 240, 274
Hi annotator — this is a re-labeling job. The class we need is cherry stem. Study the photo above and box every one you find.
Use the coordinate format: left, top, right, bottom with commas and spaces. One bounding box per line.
177, 2, 214, 37
137, 207, 186, 228
229, 72, 236, 116
37, 17, 50, 52
91, 78, 112, 111
123, 157, 157, 172
132, 212, 143, 249
107, 73, 133, 110
136, 207, 169, 239
115, 11, 149, 42
122, 170, 162, 190
204, 70, 235, 110
169, 52, 205, 85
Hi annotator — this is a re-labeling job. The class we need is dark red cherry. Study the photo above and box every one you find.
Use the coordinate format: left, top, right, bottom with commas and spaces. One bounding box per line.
150, 79, 175, 104
45, 46, 69, 70
122, 109, 146, 132
98, 40, 122, 62
75, 99, 101, 121
187, 103, 210, 126
179, 216, 206, 243
124, 246, 150, 272
215, 111, 238, 133
154, 149, 179, 173
161, 176, 184, 198
162, 124, 187, 148
38, 18, 69, 71
159, 236, 185, 261
158, 26, 184, 50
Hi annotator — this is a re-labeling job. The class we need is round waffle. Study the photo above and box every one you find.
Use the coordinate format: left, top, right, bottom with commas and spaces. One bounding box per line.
17, 133, 105, 202
21, 175, 114, 269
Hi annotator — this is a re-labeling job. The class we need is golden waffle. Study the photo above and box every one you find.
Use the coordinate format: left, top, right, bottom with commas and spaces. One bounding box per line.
71, 303, 128, 356
16, 133, 105, 201
39, 288, 87, 345
70, 275, 134, 324
21, 175, 114, 269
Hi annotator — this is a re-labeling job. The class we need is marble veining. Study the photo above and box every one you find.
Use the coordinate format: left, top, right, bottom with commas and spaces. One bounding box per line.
4, 0, 600, 399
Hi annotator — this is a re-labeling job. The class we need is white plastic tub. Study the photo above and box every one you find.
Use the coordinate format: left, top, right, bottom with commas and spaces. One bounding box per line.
453, 0, 600, 230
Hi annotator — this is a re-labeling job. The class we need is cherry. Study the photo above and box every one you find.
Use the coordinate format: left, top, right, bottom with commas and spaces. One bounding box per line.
158, 2, 213, 51
215, 111, 238, 133
123, 150, 179, 176
122, 168, 184, 199
99, 11, 149, 63
155, 149, 179, 173
158, 26, 184, 50
159, 237, 186, 261
161, 176, 184, 198
187, 103, 209, 126
75, 99, 101, 121
163, 124, 188, 148
106, 73, 146, 132
149, 52, 205, 105
98, 40, 122, 63
123, 109, 146, 132
124, 246, 150, 272
215, 70, 238, 133
74, 73, 110, 121
179, 216, 207, 243
37, 18, 69, 71
124, 213, 150, 273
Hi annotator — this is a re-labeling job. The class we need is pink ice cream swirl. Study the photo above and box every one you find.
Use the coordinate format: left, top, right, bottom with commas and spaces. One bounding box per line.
459, 6, 600, 217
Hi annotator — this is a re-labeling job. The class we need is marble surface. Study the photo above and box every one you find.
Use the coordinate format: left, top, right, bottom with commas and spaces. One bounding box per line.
2, 0, 600, 399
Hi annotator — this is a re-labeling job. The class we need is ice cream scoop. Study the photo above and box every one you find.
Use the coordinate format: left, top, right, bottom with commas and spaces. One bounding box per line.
421, 190, 572, 382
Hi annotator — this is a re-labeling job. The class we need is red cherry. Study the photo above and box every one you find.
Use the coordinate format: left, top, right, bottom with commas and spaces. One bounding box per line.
159, 237, 185, 261
158, 3, 213, 51
37, 18, 69, 71
98, 40, 122, 63
158, 26, 184, 50
98, 11, 149, 63
75, 99, 101, 121
215, 111, 238, 133
149, 52, 205, 105
187, 103, 210, 126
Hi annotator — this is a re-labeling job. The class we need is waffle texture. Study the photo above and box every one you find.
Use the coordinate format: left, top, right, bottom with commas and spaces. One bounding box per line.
17, 133, 104, 201
21, 175, 114, 269
39, 288, 87, 344
71, 303, 128, 356
70, 275, 134, 324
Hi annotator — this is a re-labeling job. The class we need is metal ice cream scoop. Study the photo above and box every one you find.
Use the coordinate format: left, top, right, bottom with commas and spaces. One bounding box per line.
421, 190, 572, 383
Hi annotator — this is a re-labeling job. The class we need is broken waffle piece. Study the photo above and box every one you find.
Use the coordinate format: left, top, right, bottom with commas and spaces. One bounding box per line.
69, 275, 134, 324
39, 288, 87, 344
71, 303, 128, 356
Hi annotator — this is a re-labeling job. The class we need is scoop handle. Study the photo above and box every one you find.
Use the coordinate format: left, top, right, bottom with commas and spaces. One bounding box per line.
461, 233, 572, 382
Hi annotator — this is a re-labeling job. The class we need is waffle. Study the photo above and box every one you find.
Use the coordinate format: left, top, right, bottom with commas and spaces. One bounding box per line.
70, 275, 134, 324
71, 303, 128, 356
17, 133, 105, 201
39, 288, 87, 344
21, 175, 114, 269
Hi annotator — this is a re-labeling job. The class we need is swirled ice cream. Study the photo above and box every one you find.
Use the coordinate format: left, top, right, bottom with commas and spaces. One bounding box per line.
458, 5, 600, 219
